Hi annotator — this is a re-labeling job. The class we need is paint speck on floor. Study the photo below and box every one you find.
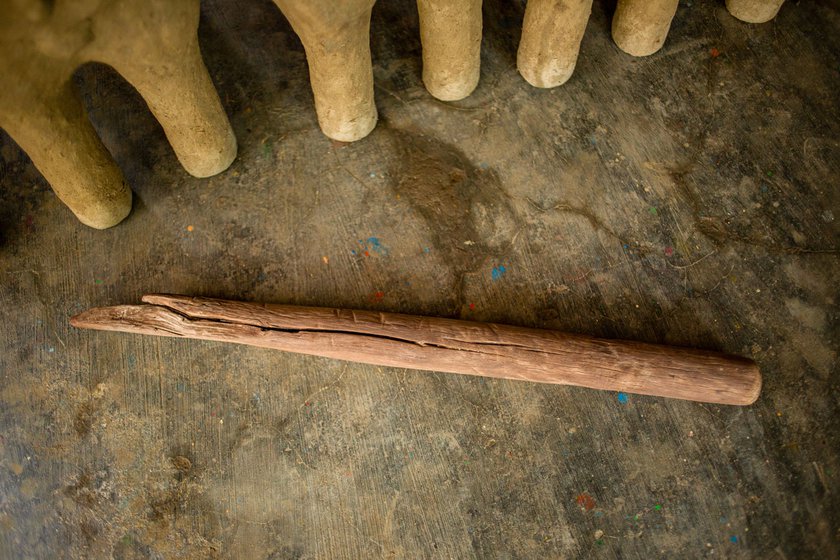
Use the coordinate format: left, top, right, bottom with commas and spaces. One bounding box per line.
617, 392, 629, 404
576, 493, 596, 512
491, 265, 507, 281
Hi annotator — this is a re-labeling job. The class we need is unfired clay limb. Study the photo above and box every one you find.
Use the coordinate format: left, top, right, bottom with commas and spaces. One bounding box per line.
84, 2, 237, 178
0, 81, 131, 229
416, 0, 483, 101
273, 0, 377, 142
612, 0, 680, 57
517, 0, 593, 88
726, 0, 785, 23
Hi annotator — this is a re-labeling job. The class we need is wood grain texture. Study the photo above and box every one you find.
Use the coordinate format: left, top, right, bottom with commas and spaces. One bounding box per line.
71, 294, 761, 405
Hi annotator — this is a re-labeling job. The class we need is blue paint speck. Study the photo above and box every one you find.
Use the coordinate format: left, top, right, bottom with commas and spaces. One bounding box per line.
367, 237, 388, 255
617, 392, 629, 404
423, 247, 430, 254
730, 536, 739, 544
491, 265, 507, 281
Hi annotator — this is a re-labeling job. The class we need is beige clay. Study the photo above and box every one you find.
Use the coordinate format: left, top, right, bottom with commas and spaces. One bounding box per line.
273, 0, 378, 142
726, 0, 785, 24
612, 0, 679, 57
0, 0, 237, 228
416, 0, 483, 101
517, 0, 593, 88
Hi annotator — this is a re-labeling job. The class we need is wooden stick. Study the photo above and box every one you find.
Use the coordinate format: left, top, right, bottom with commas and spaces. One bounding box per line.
70, 295, 761, 406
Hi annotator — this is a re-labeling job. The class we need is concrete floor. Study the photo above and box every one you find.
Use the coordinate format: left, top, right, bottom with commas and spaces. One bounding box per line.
1, 0, 838, 558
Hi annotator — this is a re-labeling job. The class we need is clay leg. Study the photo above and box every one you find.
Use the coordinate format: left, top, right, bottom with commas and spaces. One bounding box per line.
517, 0, 593, 88
0, 81, 132, 229
99, 39, 236, 177
416, 0, 482, 101
612, 0, 679, 57
85, 1, 237, 178
726, 0, 785, 23
273, 0, 377, 142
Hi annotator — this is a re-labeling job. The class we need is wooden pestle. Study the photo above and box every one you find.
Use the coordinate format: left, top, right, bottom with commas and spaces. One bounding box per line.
71, 295, 762, 406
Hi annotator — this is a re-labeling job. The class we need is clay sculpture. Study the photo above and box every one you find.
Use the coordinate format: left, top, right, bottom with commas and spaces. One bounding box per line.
1, 0, 788, 229
0, 0, 236, 229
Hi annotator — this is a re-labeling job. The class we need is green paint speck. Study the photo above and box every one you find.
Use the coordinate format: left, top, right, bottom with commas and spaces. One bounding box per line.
654, 504, 662, 511
649, 207, 658, 216
596, 539, 604, 546
766, 170, 774, 177
94, 279, 104, 285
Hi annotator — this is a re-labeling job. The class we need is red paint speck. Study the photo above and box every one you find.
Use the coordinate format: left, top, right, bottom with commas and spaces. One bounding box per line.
576, 493, 596, 511
664, 246, 674, 257
469, 303, 475, 310
369, 291, 385, 303
710, 48, 721, 58
364, 250, 370, 257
